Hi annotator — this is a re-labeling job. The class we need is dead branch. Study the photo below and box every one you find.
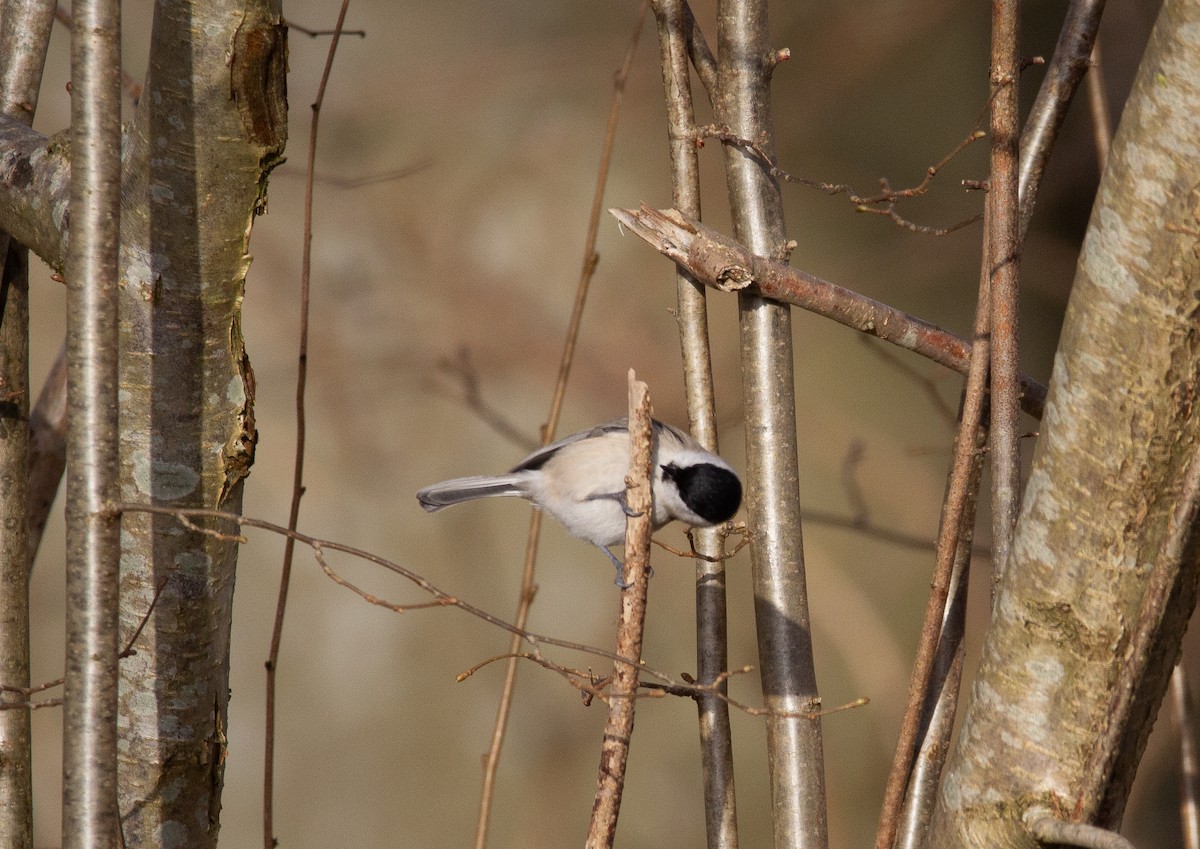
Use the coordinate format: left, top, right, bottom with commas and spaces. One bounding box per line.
585, 373, 655, 849
611, 205, 1047, 418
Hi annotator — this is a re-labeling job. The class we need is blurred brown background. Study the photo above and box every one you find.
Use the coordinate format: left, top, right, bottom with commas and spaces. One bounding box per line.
24, 1, 1186, 847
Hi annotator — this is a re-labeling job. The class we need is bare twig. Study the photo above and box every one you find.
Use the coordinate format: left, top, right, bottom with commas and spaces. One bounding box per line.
988, 0, 1023, 581
696, 118, 988, 235
1175, 666, 1200, 849
650, 1, 739, 846
874, 205, 996, 849
1017, 0, 1106, 238
282, 18, 366, 38
610, 205, 1048, 419
474, 7, 650, 848
264, 4, 351, 847
584, 373, 654, 849
311, 160, 432, 189
681, 1, 717, 99
893, 439, 981, 849
1085, 37, 1112, 171
113, 501, 685, 682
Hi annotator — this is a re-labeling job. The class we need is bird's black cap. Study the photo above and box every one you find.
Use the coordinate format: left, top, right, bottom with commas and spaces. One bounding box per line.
662, 462, 742, 524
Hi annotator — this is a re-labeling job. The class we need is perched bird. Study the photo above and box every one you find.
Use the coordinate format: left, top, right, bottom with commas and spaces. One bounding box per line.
417, 418, 742, 585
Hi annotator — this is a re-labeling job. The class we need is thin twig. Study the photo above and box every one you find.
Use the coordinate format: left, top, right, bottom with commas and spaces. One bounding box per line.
893, 435, 981, 849
112, 501, 682, 683
874, 205, 996, 849
1175, 666, 1200, 849
473, 7, 650, 848
988, 0, 1023, 581
117, 578, 168, 659
584, 373, 654, 849
311, 160, 432, 189
0, 573, 166, 712
1017, 0, 1106, 238
610, 205, 1048, 419
696, 116, 988, 235
1085, 36, 1112, 171
282, 18, 366, 38
263, 4, 351, 847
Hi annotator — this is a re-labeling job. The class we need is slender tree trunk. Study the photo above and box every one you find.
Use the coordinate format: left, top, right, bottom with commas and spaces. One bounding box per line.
0, 4, 55, 845
715, 2, 827, 847
929, 0, 1200, 841
113, 2, 284, 846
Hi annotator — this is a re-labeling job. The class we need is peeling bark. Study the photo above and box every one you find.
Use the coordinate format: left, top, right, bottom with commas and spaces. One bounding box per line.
106, 2, 284, 847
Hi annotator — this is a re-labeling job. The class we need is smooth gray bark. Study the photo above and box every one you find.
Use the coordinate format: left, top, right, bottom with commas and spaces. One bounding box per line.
929, 0, 1200, 842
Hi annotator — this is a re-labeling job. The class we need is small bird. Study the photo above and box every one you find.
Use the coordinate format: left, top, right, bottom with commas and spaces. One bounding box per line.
417, 418, 742, 585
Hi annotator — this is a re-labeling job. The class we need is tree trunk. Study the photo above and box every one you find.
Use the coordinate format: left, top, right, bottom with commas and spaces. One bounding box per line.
112, 2, 284, 847
928, 0, 1200, 842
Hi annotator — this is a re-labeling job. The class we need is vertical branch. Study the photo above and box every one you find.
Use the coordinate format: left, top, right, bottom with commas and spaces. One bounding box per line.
1085, 39, 1112, 169
892, 431, 985, 849
651, 2, 739, 848
263, 3, 349, 847
1175, 667, 1200, 849
584, 371, 654, 849
473, 6, 648, 847
0, 246, 32, 849
987, 0, 1022, 578
61, 0, 122, 847
0, 2, 56, 846
715, 2, 827, 848
875, 247, 993, 849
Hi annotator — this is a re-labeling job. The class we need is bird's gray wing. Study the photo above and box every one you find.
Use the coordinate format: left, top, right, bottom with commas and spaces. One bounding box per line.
510, 417, 688, 473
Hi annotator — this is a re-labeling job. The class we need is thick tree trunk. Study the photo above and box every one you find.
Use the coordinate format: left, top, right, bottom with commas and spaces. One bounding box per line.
928, 0, 1200, 843
112, 2, 284, 847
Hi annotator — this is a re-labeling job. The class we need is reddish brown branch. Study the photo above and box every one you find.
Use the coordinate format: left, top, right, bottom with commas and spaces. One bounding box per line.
987, 0, 1023, 578
611, 205, 1047, 418
264, 4, 352, 846
696, 118, 987, 235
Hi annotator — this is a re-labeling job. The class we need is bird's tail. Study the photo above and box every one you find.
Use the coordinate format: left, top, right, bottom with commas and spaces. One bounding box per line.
416, 475, 527, 512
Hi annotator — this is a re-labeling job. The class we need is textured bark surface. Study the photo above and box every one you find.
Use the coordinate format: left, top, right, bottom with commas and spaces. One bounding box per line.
109, 2, 285, 847
928, 0, 1200, 844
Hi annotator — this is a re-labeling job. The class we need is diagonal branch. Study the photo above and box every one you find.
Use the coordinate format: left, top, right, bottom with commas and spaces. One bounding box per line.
611, 205, 1048, 418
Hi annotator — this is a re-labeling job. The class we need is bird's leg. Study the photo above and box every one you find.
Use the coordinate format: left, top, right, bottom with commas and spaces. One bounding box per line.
598, 545, 632, 588
584, 489, 642, 518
